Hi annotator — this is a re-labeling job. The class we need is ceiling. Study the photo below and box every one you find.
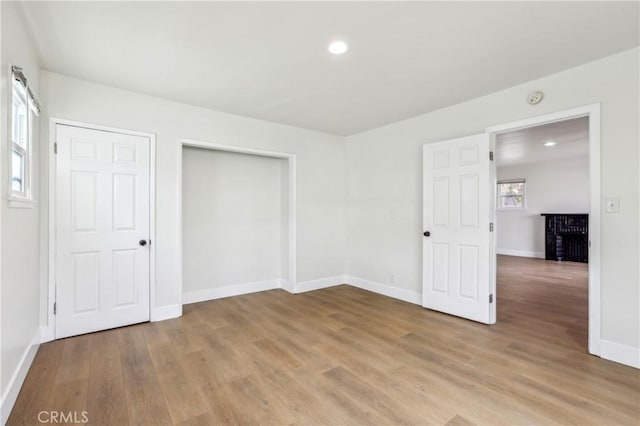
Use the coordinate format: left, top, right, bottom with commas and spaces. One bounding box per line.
19, 1, 640, 136
496, 116, 589, 166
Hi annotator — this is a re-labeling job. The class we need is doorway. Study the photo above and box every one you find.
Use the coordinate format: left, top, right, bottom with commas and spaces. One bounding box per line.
421, 104, 601, 355
51, 121, 155, 339
177, 139, 297, 304
493, 116, 590, 351
487, 104, 601, 355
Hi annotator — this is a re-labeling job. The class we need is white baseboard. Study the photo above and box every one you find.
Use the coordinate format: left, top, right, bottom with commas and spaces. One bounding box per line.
281, 279, 294, 294
180, 274, 420, 309
1, 329, 41, 424
496, 248, 545, 259
600, 339, 640, 369
40, 324, 54, 343
182, 279, 282, 305
345, 275, 421, 305
151, 304, 183, 322
295, 275, 346, 293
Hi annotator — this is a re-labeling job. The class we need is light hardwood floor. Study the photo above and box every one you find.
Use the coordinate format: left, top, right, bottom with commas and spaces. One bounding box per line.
8, 256, 640, 425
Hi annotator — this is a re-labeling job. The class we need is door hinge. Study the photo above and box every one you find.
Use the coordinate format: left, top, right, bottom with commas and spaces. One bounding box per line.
489, 151, 494, 161
54, 142, 58, 154
53, 302, 57, 315
489, 222, 494, 232
489, 294, 493, 304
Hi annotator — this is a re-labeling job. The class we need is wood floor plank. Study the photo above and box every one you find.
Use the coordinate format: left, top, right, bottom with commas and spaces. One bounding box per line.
310, 373, 391, 425
8, 256, 640, 425
252, 367, 350, 425
197, 381, 253, 425
54, 334, 92, 385
446, 414, 477, 426
182, 347, 246, 391
322, 366, 425, 425
47, 380, 89, 425
146, 336, 209, 424
314, 342, 455, 424
118, 325, 173, 425
86, 329, 129, 425
253, 338, 303, 370
6, 340, 65, 425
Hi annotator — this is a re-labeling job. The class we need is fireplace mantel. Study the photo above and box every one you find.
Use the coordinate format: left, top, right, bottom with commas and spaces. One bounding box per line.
540, 214, 589, 263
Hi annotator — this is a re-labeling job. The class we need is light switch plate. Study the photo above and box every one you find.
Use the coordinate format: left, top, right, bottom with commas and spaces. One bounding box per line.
605, 197, 620, 213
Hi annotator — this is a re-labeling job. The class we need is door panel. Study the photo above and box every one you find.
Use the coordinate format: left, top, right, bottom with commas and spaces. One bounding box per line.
113, 173, 137, 230
431, 243, 449, 293
56, 124, 150, 338
459, 245, 479, 300
71, 172, 97, 231
72, 252, 100, 313
433, 177, 450, 225
422, 133, 493, 324
113, 249, 138, 307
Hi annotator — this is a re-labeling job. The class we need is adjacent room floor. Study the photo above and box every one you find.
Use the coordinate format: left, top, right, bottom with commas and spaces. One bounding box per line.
8, 256, 639, 425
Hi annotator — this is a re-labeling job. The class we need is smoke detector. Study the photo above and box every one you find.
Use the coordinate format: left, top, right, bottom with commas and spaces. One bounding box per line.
527, 91, 544, 105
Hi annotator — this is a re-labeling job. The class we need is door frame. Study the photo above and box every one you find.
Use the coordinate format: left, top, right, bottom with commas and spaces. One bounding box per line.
45, 118, 157, 341
485, 103, 601, 356
177, 138, 297, 302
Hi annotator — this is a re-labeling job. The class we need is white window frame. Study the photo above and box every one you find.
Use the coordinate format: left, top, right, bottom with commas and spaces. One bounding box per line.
9, 66, 39, 208
497, 179, 526, 211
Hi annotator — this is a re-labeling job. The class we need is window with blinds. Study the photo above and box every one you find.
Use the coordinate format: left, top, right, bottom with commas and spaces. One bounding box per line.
10, 66, 40, 203
497, 179, 525, 210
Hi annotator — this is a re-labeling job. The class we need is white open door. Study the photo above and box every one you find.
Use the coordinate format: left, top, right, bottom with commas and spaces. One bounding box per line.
55, 124, 151, 338
422, 133, 494, 324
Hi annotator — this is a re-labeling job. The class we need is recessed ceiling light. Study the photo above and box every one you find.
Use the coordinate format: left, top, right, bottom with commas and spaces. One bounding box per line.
328, 40, 348, 55
544, 141, 557, 147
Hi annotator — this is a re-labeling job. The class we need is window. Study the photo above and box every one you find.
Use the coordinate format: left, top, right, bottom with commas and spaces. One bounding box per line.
497, 179, 525, 210
11, 80, 29, 195
9, 66, 40, 205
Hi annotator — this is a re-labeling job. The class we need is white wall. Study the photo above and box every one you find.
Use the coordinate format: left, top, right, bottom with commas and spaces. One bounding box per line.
0, 0, 42, 418
39, 71, 348, 314
182, 148, 285, 294
497, 157, 590, 258
345, 48, 639, 351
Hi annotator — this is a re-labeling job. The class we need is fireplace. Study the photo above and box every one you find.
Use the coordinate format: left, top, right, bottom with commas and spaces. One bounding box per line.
541, 214, 589, 263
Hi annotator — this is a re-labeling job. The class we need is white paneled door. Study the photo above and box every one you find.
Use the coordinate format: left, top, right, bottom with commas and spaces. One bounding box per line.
422, 133, 494, 324
55, 124, 151, 338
